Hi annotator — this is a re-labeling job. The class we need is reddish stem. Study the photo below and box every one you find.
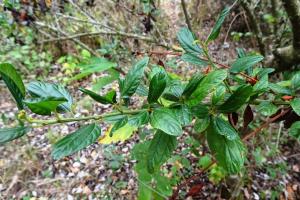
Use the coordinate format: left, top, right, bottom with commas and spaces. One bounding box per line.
242, 108, 291, 141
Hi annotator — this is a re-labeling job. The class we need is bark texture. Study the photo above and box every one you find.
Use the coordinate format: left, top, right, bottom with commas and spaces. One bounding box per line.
240, 0, 266, 56
274, 0, 300, 69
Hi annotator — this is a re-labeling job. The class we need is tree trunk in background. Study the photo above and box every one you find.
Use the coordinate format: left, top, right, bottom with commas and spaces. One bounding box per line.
274, 0, 300, 70
240, 0, 266, 56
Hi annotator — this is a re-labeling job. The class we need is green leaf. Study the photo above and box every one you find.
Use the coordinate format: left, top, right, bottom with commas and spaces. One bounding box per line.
191, 104, 209, 118
68, 57, 117, 82
268, 83, 291, 95
128, 111, 150, 127
218, 85, 253, 113
181, 53, 208, 66
177, 28, 202, 55
289, 121, 300, 140
27, 81, 73, 112
172, 104, 192, 126
80, 88, 116, 104
23, 97, 67, 115
138, 183, 153, 200
0, 63, 25, 109
132, 141, 152, 180
148, 71, 167, 103
257, 102, 277, 116
230, 55, 264, 73
182, 74, 204, 98
92, 69, 119, 91
291, 72, 300, 90
255, 68, 275, 78
212, 116, 238, 140
110, 116, 128, 137
147, 130, 177, 173
162, 80, 184, 102
212, 84, 226, 105
207, 120, 246, 174
236, 48, 246, 58
154, 175, 173, 197
206, 7, 230, 42
253, 75, 269, 92
186, 69, 228, 106
194, 117, 210, 133
149, 66, 166, 79
136, 84, 149, 97
291, 98, 300, 116
198, 155, 213, 168
150, 108, 182, 136
52, 123, 101, 160
0, 126, 30, 144
120, 57, 149, 98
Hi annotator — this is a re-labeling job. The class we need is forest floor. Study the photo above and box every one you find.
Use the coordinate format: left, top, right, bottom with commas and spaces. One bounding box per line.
1, 1, 300, 199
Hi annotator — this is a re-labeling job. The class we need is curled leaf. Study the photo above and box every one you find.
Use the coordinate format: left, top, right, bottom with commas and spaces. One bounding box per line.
243, 105, 253, 130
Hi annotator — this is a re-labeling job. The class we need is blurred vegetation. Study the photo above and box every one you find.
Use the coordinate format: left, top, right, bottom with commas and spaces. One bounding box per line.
0, 0, 300, 199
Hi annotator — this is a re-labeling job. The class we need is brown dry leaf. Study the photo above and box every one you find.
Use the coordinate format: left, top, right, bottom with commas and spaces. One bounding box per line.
287, 185, 295, 200
120, 190, 129, 195
186, 184, 203, 197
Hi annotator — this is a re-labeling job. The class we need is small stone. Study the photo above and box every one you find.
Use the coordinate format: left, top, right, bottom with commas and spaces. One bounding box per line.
122, 147, 129, 153
83, 186, 92, 195
32, 191, 37, 196
94, 184, 105, 192
292, 165, 299, 172
91, 150, 98, 160
120, 190, 128, 195
244, 188, 250, 199
292, 184, 298, 191
99, 176, 106, 182
78, 171, 88, 178
73, 162, 81, 168
68, 172, 75, 177
222, 42, 230, 49
70, 167, 80, 173
80, 156, 88, 164
59, 172, 66, 177
61, 126, 69, 134
75, 187, 83, 194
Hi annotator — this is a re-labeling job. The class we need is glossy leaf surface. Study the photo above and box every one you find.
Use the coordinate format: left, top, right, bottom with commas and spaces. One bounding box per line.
0, 126, 30, 144
0, 63, 25, 109
150, 108, 182, 136
218, 85, 253, 113
148, 71, 167, 103
27, 81, 73, 112
23, 97, 67, 115
52, 124, 101, 160
147, 130, 177, 173
120, 57, 149, 98
80, 88, 116, 104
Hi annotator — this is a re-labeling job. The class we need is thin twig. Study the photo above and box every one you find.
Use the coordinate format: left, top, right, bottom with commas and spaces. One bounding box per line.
276, 121, 283, 149
38, 30, 155, 43
242, 108, 291, 141
224, 12, 244, 43
34, 21, 100, 56
143, 50, 258, 82
67, 0, 107, 31
56, 13, 114, 30
181, 0, 193, 32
